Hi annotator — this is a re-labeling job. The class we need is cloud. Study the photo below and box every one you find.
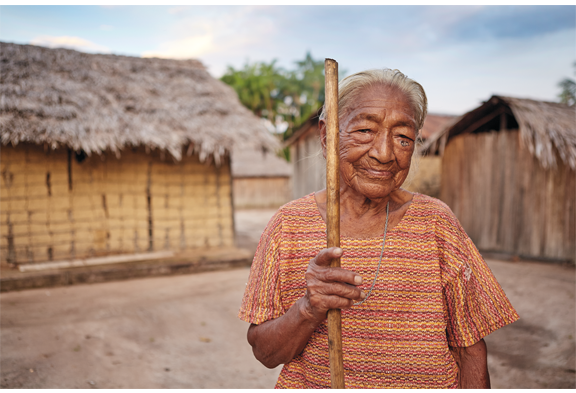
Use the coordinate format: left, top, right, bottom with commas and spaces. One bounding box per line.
168, 6, 190, 15
100, 25, 114, 31
141, 34, 214, 59
443, 5, 575, 41
30, 35, 110, 54
263, 5, 575, 55
141, 6, 278, 61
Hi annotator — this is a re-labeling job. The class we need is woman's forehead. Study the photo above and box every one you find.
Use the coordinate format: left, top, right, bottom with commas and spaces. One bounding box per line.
344, 85, 415, 123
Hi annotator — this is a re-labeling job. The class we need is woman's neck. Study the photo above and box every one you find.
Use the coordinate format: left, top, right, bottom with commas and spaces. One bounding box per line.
314, 187, 415, 238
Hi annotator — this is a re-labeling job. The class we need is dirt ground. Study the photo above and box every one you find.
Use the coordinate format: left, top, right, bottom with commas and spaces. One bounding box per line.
1, 208, 574, 389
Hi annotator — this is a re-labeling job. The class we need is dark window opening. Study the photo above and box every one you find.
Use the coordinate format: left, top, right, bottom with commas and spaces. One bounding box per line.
474, 112, 518, 134
75, 150, 87, 163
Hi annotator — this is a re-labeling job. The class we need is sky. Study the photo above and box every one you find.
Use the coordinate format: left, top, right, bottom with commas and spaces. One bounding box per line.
1, 4, 574, 115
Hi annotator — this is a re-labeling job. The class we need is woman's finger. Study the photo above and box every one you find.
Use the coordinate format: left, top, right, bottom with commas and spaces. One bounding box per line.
317, 266, 362, 286
311, 294, 356, 311
309, 248, 363, 286
310, 281, 365, 301
312, 247, 343, 267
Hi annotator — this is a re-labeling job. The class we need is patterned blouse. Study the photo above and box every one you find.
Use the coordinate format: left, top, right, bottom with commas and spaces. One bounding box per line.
239, 193, 519, 389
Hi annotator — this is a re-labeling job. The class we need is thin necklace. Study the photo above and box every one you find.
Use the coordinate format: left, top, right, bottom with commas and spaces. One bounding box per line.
353, 201, 389, 306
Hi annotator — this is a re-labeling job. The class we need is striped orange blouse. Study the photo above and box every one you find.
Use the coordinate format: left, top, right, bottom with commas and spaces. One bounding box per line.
239, 193, 519, 389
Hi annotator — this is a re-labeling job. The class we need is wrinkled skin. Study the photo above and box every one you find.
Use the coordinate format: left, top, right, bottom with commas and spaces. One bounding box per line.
247, 85, 490, 388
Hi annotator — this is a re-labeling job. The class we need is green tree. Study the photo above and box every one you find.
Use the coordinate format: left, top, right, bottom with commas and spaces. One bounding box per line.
220, 59, 286, 121
277, 52, 326, 139
220, 52, 330, 139
558, 61, 576, 106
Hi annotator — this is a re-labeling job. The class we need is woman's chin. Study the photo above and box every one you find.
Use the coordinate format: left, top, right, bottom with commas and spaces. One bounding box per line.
349, 181, 399, 201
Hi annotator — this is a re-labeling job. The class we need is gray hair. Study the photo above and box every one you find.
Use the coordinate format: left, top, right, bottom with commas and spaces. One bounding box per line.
319, 68, 428, 134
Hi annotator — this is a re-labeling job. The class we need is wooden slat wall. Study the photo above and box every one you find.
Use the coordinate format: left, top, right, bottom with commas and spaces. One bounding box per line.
290, 132, 326, 199
232, 177, 292, 209
0, 144, 234, 265
440, 130, 575, 262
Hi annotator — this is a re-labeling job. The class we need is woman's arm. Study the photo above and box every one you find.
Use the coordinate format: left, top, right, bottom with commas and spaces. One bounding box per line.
449, 339, 491, 388
247, 297, 319, 368
247, 247, 365, 368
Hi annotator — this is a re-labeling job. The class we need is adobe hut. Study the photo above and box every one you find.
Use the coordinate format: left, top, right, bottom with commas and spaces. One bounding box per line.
0, 42, 278, 269
426, 95, 575, 263
231, 148, 293, 208
285, 110, 454, 199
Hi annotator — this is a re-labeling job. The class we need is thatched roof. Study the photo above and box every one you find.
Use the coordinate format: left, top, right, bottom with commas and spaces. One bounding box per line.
0, 42, 279, 164
421, 96, 576, 170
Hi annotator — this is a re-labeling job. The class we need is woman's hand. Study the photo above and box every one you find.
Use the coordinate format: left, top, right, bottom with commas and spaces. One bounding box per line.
302, 247, 366, 324
247, 247, 365, 368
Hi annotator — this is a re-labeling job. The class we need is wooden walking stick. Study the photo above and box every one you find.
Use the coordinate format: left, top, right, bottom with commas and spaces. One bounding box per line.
324, 58, 345, 389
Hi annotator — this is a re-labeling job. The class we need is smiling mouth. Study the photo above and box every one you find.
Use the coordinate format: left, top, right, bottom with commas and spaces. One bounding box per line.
359, 167, 394, 179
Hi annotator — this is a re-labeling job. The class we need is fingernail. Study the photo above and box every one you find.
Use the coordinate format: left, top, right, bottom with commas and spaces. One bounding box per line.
360, 291, 366, 299
354, 276, 362, 285
334, 248, 343, 256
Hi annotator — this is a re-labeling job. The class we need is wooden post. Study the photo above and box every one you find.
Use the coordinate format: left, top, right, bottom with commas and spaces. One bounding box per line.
324, 58, 345, 389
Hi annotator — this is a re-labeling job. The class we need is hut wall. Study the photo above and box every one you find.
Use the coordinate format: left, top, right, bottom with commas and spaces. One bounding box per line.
403, 155, 442, 198
290, 131, 325, 199
233, 177, 292, 209
440, 130, 575, 262
0, 143, 234, 266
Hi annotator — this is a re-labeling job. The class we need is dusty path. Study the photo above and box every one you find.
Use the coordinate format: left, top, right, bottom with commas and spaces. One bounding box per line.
1, 208, 574, 388
0, 268, 281, 389
484, 259, 575, 388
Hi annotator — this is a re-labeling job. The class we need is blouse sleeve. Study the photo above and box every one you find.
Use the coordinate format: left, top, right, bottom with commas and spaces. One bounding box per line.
436, 204, 519, 348
238, 209, 285, 325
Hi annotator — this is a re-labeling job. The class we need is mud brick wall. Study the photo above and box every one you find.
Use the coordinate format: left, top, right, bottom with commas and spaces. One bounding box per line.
0, 143, 234, 266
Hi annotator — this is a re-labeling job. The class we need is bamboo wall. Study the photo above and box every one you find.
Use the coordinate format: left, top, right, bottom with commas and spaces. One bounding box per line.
0, 144, 234, 266
233, 177, 292, 208
440, 130, 575, 262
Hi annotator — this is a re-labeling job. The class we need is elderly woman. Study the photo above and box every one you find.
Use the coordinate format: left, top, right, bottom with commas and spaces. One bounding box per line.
238, 69, 518, 389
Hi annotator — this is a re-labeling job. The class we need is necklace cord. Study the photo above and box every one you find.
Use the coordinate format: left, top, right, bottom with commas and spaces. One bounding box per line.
353, 201, 389, 306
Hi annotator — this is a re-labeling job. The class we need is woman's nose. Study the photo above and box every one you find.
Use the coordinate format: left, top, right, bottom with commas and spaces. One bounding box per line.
368, 132, 394, 163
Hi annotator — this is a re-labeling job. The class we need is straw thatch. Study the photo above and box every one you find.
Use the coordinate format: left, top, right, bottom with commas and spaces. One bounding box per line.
421, 95, 576, 170
0, 42, 279, 164
505, 96, 575, 170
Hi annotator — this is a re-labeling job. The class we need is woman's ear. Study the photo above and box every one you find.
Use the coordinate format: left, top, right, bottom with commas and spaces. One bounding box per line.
318, 119, 327, 159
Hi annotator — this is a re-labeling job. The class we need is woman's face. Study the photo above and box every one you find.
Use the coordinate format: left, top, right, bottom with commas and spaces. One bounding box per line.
323, 84, 417, 200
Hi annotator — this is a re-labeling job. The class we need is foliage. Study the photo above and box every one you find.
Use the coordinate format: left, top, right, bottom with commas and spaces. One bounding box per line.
220, 60, 284, 121
279, 52, 326, 139
221, 52, 331, 142
558, 61, 576, 106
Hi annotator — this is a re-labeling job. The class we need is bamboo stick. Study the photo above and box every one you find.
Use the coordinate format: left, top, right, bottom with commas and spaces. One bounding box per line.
324, 58, 345, 389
